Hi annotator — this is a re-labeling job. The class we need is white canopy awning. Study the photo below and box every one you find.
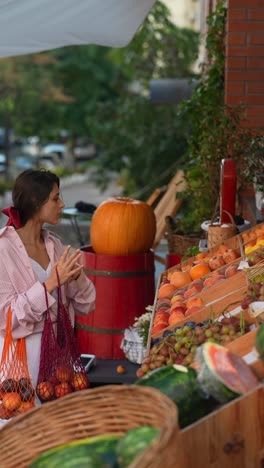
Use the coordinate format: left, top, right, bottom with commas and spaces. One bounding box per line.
0, 0, 156, 58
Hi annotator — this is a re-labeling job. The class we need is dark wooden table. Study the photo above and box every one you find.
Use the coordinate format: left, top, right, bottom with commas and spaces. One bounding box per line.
87, 359, 140, 387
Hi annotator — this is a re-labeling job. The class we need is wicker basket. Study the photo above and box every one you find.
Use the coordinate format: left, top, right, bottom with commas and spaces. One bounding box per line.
207, 210, 238, 250
165, 216, 201, 256
0, 385, 179, 468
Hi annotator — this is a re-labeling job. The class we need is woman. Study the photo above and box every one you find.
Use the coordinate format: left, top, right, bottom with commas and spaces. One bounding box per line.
0, 169, 95, 392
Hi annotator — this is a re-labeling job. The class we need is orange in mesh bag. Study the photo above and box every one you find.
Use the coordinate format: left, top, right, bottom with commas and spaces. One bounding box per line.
0, 308, 35, 420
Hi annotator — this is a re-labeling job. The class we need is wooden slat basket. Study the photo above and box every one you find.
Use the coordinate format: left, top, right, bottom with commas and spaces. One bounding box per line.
0, 385, 179, 468
165, 216, 201, 256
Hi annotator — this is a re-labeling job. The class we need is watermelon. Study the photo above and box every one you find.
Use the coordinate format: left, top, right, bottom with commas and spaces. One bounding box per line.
116, 426, 159, 467
195, 342, 260, 404
135, 364, 217, 428
29, 434, 120, 468
256, 322, 264, 359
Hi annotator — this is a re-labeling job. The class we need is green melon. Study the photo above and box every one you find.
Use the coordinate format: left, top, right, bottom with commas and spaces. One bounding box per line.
135, 364, 217, 428
29, 434, 120, 468
256, 323, 264, 359
116, 426, 160, 467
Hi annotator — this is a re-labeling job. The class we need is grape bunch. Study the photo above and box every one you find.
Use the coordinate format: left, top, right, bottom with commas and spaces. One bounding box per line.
136, 316, 248, 379
241, 274, 264, 310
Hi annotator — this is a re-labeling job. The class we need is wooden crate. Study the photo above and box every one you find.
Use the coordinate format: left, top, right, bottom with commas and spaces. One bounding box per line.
165, 221, 264, 276
150, 270, 248, 340
174, 384, 264, 468
166, 231, 244, 276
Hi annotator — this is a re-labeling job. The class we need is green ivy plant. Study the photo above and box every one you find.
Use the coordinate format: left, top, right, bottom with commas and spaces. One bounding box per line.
178, 0, 264, 231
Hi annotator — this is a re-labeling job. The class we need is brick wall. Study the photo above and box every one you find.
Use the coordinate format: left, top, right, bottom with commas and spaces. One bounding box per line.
225, 0, 264, 131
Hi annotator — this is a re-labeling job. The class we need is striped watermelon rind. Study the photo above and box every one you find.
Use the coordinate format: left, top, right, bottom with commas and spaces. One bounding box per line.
196, 342, 259, 404
29, 434, 120, 468
116, 426, 160, 467
135, 364, 217, 428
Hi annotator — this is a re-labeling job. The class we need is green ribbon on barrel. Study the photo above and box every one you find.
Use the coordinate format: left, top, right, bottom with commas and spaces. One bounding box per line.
75, 322, 125, 335
84, 268, 154, 278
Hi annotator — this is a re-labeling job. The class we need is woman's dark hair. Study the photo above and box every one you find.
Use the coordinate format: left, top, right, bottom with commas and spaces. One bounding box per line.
12, 169, 60, 226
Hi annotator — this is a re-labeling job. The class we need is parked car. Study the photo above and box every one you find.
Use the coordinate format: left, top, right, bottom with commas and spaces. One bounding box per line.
0, 153, 7, 173
41, 142, 97, 162
41, 143, 65, 161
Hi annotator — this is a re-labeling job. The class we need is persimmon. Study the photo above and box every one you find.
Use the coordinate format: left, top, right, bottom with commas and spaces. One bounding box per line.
196, 252, 206, 261
189, 262, 211, 280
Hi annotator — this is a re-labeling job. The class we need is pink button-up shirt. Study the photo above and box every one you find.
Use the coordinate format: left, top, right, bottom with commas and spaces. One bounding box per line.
0, 226, 95, 339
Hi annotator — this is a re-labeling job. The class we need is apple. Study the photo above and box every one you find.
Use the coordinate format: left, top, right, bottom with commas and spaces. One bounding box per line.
71, 372, 90, 391
55, 382, 72, 398
17, 401, 34, 414
2, 392, 21, 411
55, 366, 73, 383
36, 381, 54, 402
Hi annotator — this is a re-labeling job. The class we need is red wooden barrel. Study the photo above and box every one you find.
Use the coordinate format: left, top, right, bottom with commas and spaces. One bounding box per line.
76, 246, 155, 359
166, 253, 182, 269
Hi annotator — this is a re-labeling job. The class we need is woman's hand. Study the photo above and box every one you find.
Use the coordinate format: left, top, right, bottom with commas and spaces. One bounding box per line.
44, 245, 83, 293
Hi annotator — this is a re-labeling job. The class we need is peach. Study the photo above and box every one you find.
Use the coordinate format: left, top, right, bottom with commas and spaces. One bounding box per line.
153, 319, 168, 328
171, 294, 185, 304
211, 269, 221, 277
203, 277, 214, 288
185, 306, 201, 316
172, 288, 188, 296
156, 298, 171, 308
154, 312, 170, 322
183, 288, 197, 299
170, 306, 186, 316
168, 311, 185, 325
170, 271, 192, 288
186, 296, 204, 309
156, 306, 170, 314
151, 323, 166, 336
215, 244, 228, 255
208, 255, 225, 270
212, 274, 226, 283
158, 283, 177, 299
170, 303, 186, 314
191, 282, 203, 292
188, 279, 203, 289
223, 249, 240, 264
225, 265, 238, 278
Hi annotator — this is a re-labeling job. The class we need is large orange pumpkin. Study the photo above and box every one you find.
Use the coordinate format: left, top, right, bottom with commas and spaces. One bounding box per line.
90, 197, 156, 255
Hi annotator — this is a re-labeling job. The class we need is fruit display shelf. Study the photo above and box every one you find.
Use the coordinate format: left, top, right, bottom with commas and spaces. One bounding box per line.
168, 221, 264, 275
174, 383, 264, 468
148, 243, 264, 343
